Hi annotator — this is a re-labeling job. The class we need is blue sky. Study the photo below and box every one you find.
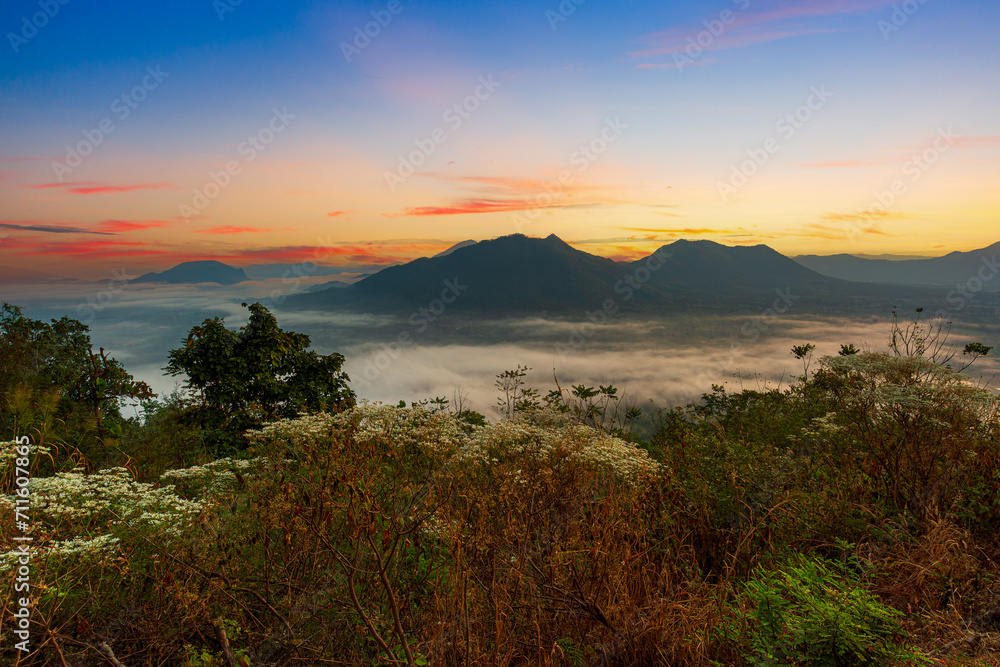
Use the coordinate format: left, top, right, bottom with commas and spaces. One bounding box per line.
2, 0, 998, 275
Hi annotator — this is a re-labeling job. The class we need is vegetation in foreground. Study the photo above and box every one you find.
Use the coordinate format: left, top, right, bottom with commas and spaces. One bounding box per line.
1, 302, 999, 666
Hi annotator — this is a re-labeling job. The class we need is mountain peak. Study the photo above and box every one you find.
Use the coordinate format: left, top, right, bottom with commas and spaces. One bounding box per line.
134, 260, 249, 285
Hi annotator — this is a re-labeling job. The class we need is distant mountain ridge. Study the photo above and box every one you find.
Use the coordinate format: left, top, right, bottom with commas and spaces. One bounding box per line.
284, 233, 913, 317
134, 260, 249, 285
794, 242, 1000, 287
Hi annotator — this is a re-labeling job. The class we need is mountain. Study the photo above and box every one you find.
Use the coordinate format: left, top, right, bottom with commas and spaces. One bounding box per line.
434, 240, 477, 258
794, 242, 1000, 288
284, 234, 912, 317
134, 260, 249, 285
242, 263, 376, 281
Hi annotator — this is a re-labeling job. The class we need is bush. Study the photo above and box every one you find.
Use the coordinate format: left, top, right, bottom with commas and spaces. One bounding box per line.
723, 554, 926, 667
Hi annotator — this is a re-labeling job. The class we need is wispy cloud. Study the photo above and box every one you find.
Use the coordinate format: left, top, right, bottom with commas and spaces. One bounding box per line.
95, 219, 171, 233
391, 173, 626, 217
327, 210, 354, 217
818, 210, 908, 223
387, 199, 551, 217
952, 135, 1000, 150
0, 221, 114, 235
631, 0, 894, 66
192, 226, 273, 234
25, 181, 171, 194
15, 239, 157, 257
618, 227, 728, 234
797, 160, 876, 168
25, 181, 98, 189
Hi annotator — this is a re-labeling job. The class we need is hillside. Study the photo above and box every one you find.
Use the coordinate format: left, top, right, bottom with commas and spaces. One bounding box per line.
795, 241, 1000, 287
285, 234, 927, 317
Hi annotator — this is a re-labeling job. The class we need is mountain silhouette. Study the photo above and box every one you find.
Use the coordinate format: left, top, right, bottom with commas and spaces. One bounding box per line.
284, 234, 915, 317
134, 260, 249, 285
795, 242, 1000, 287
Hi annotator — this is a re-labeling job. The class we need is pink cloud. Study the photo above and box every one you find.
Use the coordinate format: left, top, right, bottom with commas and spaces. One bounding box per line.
632, 0, 894, 65
25, 181, 171, 194
389, 199, 545, 217
25, 181, 99, 189
953, 135, 1000, 150
96, 219, 171, 233
192, 226, 273, 234
69, 182, 170, 194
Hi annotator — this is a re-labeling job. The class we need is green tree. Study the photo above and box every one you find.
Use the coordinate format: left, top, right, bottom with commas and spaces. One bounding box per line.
165, 302, 355, 451
0, 302, 153, 461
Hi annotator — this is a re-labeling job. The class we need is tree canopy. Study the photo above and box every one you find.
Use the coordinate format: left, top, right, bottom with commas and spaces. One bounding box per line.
0, 302, 153, 458
165, 302, 355, 451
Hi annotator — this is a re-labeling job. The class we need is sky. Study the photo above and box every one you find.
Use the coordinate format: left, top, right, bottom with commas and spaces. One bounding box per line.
2, 0, 998, 278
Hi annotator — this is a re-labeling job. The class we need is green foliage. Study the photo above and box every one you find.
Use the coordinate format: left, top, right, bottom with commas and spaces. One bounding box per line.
165, 302, 355, 452
0, 302, 153, 463
6, 306, 1000, 666
556, 637, 585, 666
495, 364, 540, 418
724, 555, 925, 667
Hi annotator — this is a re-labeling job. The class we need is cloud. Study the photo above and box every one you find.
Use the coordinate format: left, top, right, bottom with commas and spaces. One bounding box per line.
96, 219, 171, 233
193, 226, 273, 234
617, 227, 729, 234
69, 183, 171, 194
952, 135, 1000, 150
25, 182, 171, 194
797, 222, 891, 239
25, 181, 99, 189
15, 239, 160, 258
327, 210, 354, 217
0, 221, 114, 235
631, 0, 893, 66
388, 198, 550, 217
797, 160, 876, 168
392, 174, 626, 218
818, 210, 907, 223
637, 60, 716, 70
631, 28, 834, 59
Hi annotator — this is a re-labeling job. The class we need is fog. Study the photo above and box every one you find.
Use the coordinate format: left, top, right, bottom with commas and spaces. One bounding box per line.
5, 279, 998, 419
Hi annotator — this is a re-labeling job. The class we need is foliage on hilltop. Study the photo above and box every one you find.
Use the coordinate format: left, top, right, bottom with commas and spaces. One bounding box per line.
2, 305, 999, 666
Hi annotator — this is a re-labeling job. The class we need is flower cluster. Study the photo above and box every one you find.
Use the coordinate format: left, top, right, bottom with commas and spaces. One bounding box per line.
457, 417, 661, 482
160, 456, 259, 494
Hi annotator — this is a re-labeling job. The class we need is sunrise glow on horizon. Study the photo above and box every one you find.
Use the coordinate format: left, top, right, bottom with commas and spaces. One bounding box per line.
2, 0, 998, 279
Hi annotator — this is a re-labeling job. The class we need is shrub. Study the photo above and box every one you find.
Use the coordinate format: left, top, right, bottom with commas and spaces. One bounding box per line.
723, 554, 926, 667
